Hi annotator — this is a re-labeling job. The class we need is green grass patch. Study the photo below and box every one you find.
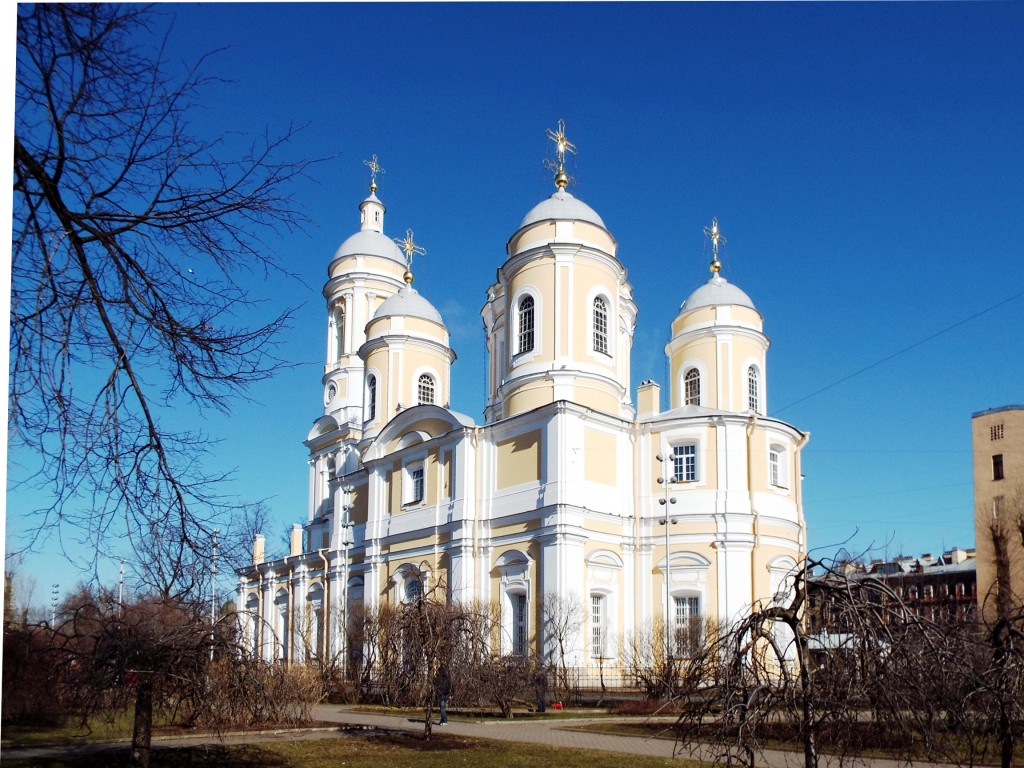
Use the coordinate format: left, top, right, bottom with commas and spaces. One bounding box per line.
1, 730, 705, 768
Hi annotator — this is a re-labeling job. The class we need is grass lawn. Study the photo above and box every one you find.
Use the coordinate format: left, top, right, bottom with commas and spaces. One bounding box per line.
1, 730, 705, 768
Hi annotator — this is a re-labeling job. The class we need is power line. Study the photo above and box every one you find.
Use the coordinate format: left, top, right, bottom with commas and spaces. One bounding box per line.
771, 286, 1024, 416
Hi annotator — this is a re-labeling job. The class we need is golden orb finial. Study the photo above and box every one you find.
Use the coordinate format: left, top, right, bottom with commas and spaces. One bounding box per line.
404, 268, 414, 285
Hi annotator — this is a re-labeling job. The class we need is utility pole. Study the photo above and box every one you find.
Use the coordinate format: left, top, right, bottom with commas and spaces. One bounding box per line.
656, 452, 678, 687
118, 559, 125, 616
210, 528, 220, 660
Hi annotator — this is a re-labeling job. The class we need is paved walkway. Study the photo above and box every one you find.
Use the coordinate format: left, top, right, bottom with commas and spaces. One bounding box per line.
1, 705, 966, 768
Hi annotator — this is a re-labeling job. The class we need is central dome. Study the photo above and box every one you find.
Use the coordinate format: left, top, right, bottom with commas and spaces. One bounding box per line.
518, 188, 606, 230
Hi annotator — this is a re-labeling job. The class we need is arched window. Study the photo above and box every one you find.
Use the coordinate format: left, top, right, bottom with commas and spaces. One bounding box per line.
684, 368, 701, 406
367, 375, 377, 421
748, 366, 760, 413
517, 295, 535, 354
417, 374, 435, 405
593, 296, 609, 355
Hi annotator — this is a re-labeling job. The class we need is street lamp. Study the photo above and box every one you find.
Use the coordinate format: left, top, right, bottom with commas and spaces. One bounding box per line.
656, 453, 678, 674
340, 486, 355, 672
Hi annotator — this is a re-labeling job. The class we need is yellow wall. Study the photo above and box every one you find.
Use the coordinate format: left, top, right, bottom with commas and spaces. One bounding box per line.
496, 430, 542, 489
584, 428, 617, 485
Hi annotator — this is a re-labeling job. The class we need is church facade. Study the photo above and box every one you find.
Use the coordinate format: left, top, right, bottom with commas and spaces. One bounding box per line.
237, 133, 808, 673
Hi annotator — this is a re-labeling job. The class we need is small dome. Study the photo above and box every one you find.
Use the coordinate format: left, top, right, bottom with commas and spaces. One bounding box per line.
518, 188, 606, 230
372, 285, 444, 325
680, 275, 757, 314
333, 230, 407, 266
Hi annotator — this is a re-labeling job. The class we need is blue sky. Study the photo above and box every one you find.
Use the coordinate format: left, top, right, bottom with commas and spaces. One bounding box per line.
6, 2, 1024, 603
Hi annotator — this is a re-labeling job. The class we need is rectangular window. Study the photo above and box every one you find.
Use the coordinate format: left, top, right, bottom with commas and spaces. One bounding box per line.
405, 462, 425, 504
672, 444, 697, 482
674, 596, 701, 655
513, 594, 528, 656
591, 594, 605, 657
993, 454, 1004, 481
993, 495, 1004, 518
991, 423, 1004, 441
770, 450, 780, 486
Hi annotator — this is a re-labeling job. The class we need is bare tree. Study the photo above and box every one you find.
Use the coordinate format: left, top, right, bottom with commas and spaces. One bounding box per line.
539, 591, 582, 702
12, 4, 310, 595
673, 556, 968, 768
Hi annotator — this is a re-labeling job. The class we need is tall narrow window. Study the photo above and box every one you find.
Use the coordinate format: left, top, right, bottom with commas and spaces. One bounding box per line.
770, 448, 781, 487
513, 594, 528, 655
672, 444, 697, 482
674, 596, 701, 655
517, 296, 535, 354
684, 368, 701, 406
367, 375, 377, 421
748, 366, 760, 413
993, 454, 1004, 481
593, 297, 609, 355
417, 374, 435, 405
405, 578, 423, 602
591, 594, 606, 656
408, 465, 425, 504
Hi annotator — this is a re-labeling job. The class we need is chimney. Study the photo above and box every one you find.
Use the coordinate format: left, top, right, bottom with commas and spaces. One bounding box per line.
290, 524, 304, 557
637, 381, 660, 417
252, 533, 265, 565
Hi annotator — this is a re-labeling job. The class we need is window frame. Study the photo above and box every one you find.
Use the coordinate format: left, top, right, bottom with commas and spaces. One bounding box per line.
993, 454, 1005, 481
672, 443, 698, 483
516, 294, 535, 356
592, 296, 610, 356
747, 365, 760, 413
683, 368, 701, 406
366, 374, 377, 421
417, 373, 435, 406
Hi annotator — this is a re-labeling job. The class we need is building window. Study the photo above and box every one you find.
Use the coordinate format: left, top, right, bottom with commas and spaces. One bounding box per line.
748, 366, 759, 413
672, 444, 697, 482
769, 444, 787, 488
924, 585, 933, 600
993, 454, 1004, 481
591, 594, 606, 657
405, 577, 423, 602
517, 295, 535, 354
684, 368, 700, 406
674, 596, 701, 655
417, 374, 435, 405
991, 423, 1004, 441
512, 593, 528, 656
367, 375, 377, 421
593, 297, 609, 355
405, 461, 425, 505
993, 495, 1004, 519
770, 449, 780, 486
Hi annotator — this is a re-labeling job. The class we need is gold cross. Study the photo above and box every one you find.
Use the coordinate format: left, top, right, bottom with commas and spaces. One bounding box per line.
363, 154, 385, 192
546, 119, 577, 166
395, 228, 426, 268
703, 218, 726, 273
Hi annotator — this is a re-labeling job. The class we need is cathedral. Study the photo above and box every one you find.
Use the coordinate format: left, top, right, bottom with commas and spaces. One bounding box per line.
237, 125, 808, 673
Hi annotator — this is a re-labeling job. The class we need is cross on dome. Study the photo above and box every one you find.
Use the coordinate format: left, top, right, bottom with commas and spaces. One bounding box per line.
363, 154, 385, 193
545, 119, 576, 189
394, 228, 426, 283
703, 217, 727, 274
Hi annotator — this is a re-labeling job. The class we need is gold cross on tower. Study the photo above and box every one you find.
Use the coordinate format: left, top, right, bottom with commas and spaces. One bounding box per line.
703, 217, 727, 274
545, 119, 577, 189
394, 228, 426, 283
363, 154, 385, 193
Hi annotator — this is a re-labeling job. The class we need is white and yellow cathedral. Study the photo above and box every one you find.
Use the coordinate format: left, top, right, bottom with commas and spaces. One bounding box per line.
238, 127, 808, 673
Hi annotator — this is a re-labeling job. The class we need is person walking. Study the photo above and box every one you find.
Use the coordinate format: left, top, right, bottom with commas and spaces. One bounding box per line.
435, 664, 452, 725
